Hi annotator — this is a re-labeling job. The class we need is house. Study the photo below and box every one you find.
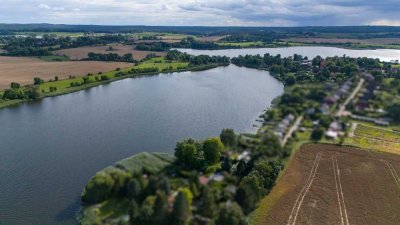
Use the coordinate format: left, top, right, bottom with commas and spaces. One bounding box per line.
326, 130, 339, 139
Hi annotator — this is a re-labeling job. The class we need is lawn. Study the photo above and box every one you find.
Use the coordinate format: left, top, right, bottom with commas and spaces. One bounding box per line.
116, 152, 174, 174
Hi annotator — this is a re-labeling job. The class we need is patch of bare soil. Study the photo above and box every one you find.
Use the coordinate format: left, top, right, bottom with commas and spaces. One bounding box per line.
53, 44, 166, 60
0, 56, 133, 89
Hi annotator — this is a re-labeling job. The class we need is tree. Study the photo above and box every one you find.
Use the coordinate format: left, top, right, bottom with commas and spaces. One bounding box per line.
220, 129, 237, 147
175, 140, 198, 167
388, 103, 400, 123
203, 138, 224, 164
170, 191, 191, 225
198, 187, 218, 219
153, 192, 169, 225
81, 171, 115, 205
126, 178, 142, 200
311, 127, 324, 141
284, 74, 296, 86
235, 175, 262, 214
10, 82, 20, 89
216, 202, 247, 225
33, 77, 44, 85
129, 200, 140, 223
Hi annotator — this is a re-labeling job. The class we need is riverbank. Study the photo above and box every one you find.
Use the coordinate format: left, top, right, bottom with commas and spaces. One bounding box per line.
0, 58, 227, 110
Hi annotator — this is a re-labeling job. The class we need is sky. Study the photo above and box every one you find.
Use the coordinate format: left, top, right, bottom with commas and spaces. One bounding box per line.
0, 0, 399, 26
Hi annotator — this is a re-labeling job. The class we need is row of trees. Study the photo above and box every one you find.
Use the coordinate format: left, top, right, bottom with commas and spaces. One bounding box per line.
2, 79, 42, 100
165, 50, 230, 66
87, 52, 136, 62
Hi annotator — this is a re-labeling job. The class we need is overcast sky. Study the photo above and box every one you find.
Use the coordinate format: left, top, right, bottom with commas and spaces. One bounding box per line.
0, 0, 399, 26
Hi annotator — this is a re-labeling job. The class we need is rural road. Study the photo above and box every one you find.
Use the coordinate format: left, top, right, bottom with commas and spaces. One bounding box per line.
336, 78, 365, 117
281, 115, 304, 146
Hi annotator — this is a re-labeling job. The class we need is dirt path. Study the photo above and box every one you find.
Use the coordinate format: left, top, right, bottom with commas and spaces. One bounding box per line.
281, 115, 304, 147
336, 78, 365, 117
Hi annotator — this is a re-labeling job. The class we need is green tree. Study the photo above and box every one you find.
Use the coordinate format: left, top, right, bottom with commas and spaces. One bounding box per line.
388, 103, 400, 123
216, 202, 247, 225
311, 127, 325, 141
126, 178, 142, 200
153, 192, 169, 225
220, 129, 237, 147
10, 82, 20, 89
34, 77, 44, 85
81, 171, 115, 205
175, 140, 198, 167
203, 138, 224, 164
170, 191, 191, 225
198, 187, 218, 219
285, 74, 296, 86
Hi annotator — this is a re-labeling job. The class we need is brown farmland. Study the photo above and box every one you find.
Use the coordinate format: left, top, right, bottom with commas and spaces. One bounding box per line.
0, 56, 133, 89
260, 144, 400, 225
53, 44, 166, 60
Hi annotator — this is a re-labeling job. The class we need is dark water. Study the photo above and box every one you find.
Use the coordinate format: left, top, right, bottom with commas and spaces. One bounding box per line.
0, 65, 283, 225
178, 46, 400, 62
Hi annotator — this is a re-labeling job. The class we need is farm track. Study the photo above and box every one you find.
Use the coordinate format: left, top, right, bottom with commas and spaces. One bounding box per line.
332, 155, 349, 225
381, 160, 400, 190
286, 152, 322, 225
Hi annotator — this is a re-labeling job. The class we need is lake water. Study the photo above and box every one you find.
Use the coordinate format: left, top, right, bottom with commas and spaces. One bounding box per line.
178, 46, 400, 62
0, 65, 283, 225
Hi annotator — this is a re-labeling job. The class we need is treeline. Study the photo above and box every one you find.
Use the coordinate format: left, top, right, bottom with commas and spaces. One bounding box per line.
2, 34, 128, 56
81, 128, 285, 225
166, 50, 230, 66
87, 52, 136, 62
135, 42, 171, 51
1, 80, 42, 100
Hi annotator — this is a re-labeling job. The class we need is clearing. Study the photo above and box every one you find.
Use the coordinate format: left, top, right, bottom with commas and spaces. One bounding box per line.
53, 44, 166, 60
0, 56, 133, 90
253, 144, 400, 225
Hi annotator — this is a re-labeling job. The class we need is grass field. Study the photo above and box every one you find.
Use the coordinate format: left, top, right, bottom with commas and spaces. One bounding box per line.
53, 44, 166, 60
253, 144, 400, 225
345, 124, 400, 155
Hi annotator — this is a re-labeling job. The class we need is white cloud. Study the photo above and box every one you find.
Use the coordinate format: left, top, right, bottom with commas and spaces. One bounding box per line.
38, 3, 64, 11
38, 3, 51, 10
369, 19, 400, 26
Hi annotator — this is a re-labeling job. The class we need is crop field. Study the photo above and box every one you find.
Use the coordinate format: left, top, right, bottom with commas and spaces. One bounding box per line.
0, 56, 133, 90
346, 124, 400, 155
253, 144, 400, 225
53, 44, 166, 60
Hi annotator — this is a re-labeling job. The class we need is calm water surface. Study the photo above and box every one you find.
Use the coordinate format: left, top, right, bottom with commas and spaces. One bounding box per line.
0, 65, 283, 225
178, 46, 400, 61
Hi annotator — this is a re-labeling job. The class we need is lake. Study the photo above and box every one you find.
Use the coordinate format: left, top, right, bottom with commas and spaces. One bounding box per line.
0, 65, 283, 225
178, 46, 400, 62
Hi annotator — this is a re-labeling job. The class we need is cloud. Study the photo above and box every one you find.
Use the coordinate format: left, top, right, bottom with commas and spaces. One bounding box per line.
0, 0, 398, 26
38, 3, 64, 11
369, 19, 400, 26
